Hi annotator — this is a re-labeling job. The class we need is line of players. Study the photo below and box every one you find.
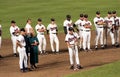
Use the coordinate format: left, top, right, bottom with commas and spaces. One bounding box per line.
2, 10, 120, 72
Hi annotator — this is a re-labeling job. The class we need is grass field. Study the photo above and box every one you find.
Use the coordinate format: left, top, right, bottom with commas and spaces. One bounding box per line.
65, 61, 120, 77
0, 0, 120, 38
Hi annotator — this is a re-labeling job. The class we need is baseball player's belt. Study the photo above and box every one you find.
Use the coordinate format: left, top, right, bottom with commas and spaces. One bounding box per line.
97, 27, 103, 28
84, 30, 90, 32
39, 33, 44, 35
52, 33, 57, 34
80, 29, 83, 31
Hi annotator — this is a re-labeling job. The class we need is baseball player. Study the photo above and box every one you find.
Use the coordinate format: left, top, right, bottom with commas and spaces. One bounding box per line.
65, 27, 83, 70
94, 11, 105, 50
63, 15, 73, 34
10, 20, 20, 57
25, 19, 33, 36
104, 11, 115, 47
16, 28, 28, 72
82, 14, 92, 51
112, 11, 120, 47
75, 14, 84, 50
47, 18, 59, 54
35, 18, 46, 54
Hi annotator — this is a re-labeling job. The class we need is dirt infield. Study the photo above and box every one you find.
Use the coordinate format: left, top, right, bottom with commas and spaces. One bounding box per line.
0, 31, 120, 77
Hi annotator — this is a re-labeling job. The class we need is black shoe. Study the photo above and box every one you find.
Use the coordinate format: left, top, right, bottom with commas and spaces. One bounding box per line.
0, 55, 3, 58
115, 44, 119, 48
101, 45, 105, 49
20, 69, 26, 73
14, 53, 18, 57
70, 65, 74, 69
77, 65, 83, 69
104, 44, 107, 48
56, 52, 60, 54
80, 48, 83, 51
112, 44, 115, 47
95, 45, 98, 50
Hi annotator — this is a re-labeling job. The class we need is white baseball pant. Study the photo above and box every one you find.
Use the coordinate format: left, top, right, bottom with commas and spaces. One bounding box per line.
17, 47, 28, 69
79, 30, 83, 48
95, 28, 104, 45
83, 31, 91, 50
104, 28, 115, 45
49, 34, 59, 52
68, 45, 80, 65
37, 34, 46, 53
114, 28, 120, 43
11, 36, 17, 54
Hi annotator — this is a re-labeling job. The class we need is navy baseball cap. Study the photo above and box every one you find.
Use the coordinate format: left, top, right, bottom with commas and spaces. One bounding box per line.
112, 10, 116, 14
84, 14, 88, 18
96, 11, 100, 15
51, 18, 55, 21
66, 15, 71, 18
11, 20, 16, 23
38, 18, 42, 21
20, 28, 25, 32
80, 14, 84, 17
68, 27, 74, 31
108, 11, 112, 14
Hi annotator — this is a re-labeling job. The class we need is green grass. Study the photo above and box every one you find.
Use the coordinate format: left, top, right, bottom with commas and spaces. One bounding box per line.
0, 0, 120, 38
65, 61, 120, 77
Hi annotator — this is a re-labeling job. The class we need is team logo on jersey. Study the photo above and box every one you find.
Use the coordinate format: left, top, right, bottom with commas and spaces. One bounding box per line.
50, 27, 57, 31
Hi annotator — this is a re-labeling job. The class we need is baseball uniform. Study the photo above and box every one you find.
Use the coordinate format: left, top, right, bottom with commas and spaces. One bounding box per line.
65, 32, 80, 65
10, 25, 19, 54
47, 23, 59, 53
75, 19, 84, 49
82, 20, 92, 51
35, 24, 46, 54
113, 16, 120, 46
63, 20, 73, 34
104, 17, 115, 45
94, 17, 104, 48
17, 34, 27, 71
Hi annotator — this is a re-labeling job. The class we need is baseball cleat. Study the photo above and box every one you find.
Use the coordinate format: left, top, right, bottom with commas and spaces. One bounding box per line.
77, 65, 83, 69
70, 65, 74, 70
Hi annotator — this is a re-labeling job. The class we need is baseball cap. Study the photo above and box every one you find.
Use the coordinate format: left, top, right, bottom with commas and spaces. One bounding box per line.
112, 10, 116, 14
11, 20, 16, 23
68, 27, 74, 31
38, 18, 42, 21
108, 11, 112, 14
84, 14, 88, 18
20, 28, 25, 32
96, 11, 100, 15
51, 18, 55, 21
80, 14, 84, 17
66, 15, 71, 18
